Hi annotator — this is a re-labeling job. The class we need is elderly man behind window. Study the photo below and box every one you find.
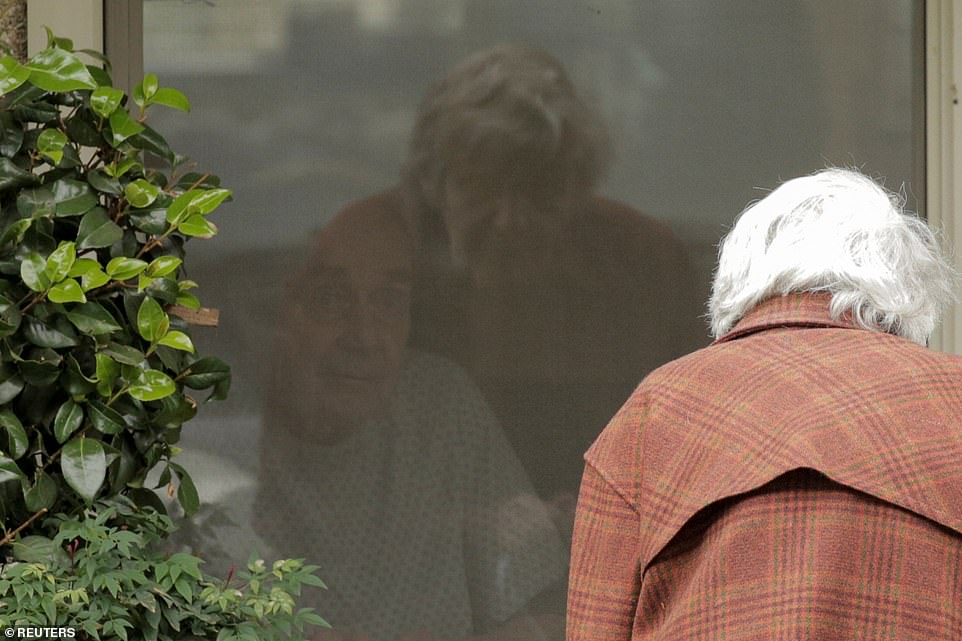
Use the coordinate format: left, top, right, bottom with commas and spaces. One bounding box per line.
567, 168, 962, 640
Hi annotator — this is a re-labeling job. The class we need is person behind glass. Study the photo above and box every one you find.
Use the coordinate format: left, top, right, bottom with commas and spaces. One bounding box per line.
401, 44, 706, 524
253, 192, 567, 641
568, 168, 962, 640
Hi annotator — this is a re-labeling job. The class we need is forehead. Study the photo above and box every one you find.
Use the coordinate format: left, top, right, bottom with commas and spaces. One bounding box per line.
308, 213, 413, 281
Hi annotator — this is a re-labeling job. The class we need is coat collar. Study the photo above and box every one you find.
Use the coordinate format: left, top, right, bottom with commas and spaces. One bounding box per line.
713, 292, 861, 345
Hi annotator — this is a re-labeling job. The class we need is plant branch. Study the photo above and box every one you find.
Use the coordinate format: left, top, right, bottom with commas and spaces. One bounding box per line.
21, 292, 47, 314
0, 508, 49, 548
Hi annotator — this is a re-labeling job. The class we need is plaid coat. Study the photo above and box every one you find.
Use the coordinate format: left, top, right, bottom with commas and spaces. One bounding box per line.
568, 293, 962, 640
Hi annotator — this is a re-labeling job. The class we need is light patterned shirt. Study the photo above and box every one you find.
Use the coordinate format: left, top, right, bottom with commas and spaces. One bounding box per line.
237, 350, 566, 640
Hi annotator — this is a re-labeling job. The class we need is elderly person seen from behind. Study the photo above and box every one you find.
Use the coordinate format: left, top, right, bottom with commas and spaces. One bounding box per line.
567, 168, 962, 640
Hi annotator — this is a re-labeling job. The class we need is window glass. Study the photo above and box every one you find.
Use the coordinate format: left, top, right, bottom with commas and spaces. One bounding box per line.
143, 1, 922, 638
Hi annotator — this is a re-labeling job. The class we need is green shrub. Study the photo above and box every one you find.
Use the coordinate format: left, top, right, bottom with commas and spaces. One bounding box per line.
0, 31, 327, 640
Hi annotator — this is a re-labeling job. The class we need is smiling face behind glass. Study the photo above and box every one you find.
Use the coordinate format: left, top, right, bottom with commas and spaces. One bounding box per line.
274, 198, 413, 444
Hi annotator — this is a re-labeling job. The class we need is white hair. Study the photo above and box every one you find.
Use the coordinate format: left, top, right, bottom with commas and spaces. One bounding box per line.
709, 168, 959, 345
403, 44, 611, 212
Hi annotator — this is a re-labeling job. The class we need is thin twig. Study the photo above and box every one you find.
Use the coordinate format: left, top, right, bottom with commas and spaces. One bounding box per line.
0, 508, 49, 548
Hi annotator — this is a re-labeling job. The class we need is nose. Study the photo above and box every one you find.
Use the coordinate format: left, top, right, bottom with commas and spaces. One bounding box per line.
338, 298, 382, 352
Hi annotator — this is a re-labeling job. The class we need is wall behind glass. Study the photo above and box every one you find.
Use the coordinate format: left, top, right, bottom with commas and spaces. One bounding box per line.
142, 1, 922, 639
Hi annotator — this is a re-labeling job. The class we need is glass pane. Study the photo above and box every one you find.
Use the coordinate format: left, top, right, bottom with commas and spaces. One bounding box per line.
142, 1, 923, 638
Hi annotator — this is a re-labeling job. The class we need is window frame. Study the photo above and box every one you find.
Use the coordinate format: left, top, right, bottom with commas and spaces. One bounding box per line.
926, 0, 962, 354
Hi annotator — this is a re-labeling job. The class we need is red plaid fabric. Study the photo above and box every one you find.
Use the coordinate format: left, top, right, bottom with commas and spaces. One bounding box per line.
568, 293, 962, 640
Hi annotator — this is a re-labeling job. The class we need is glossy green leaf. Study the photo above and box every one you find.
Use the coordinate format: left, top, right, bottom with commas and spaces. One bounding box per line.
138, 273, 155, 292
64, 352, 97, 382
129, 207, 167, 235
128, 369, 176, 402
175, 172, 220, 190
128, 123, 174, 163
22, 317, 78, 348
63, 354, 97, 396
0, 364, 24, 404
90, 85, 124, 119
180, 357, 231, 390
50, 178, 97, 216
165, 189, 202, 225
43, 27, 73, 51
0, 55, 30, 94
76, 207, 123, 250
79, 48, 111, 68
104, 157, 140, 179
170, 462, 199, 516
151, 394, 196, 429
0, 410, 28, 459
137, 297, 168, 342
65, 302, 122, 335
94, 353, 118, 396
108, 108, 145, 145
0, 295, 22, 337
45, 241, 76, 282
16, 185, 55, 218
0, 456, 24, 484
135, 73, 159, 106
157, 330, 194, 353
107, 440, 138, 496
178, 214, 217, 238
174, 292, 200, 310
105, 256, 148, 281
144, 277, 179, 307
68, 258, 99, 278
150, 87, 190, 112
146, 256, 182, 278
0, 218, 32, 249
0, 157, 39, 191
11, 100, 58, 123
80, 266, 110, 291
65, 113, 102, 146
87, 400, 124, 435
61, 437, 106, 502
18, 350, 61, 387
87, 168, 122, 195
23, 471, 58, 512
25, 47, 97, 92
67, 258, 94, 278
102, 342, 145, 366
188, 188, 231, 216
20, 252, 49, 292
0, 111, 24, 156
47, 278, 86, 303
37, 128, 67, 165
124, 178, 160, 209
54, 399, 84, 443
57, 142, 81, 168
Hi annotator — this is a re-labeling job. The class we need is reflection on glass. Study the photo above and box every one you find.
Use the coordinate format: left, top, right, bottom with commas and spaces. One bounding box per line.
403, 44, 703, 519
142, 1, 922, 639
252, 196, 566, 639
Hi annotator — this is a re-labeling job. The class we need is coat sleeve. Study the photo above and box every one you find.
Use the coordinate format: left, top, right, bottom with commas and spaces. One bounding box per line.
567, 462, 641, 641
